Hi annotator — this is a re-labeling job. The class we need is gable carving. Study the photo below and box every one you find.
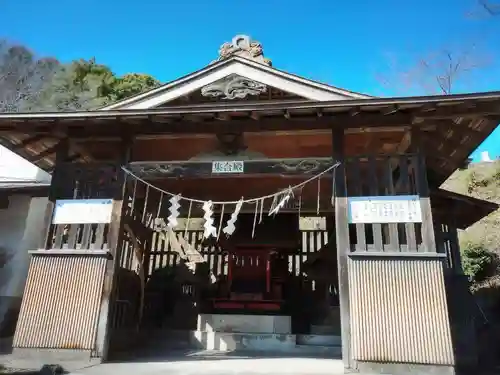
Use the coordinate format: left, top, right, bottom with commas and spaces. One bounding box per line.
201, 74, 267, 100
212, 35, 272, 66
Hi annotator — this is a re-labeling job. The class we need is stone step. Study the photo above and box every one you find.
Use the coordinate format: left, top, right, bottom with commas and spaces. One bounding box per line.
310, 325, 339, 335
296, 334, 341, 347
197, 313, 292, 334
119, 329, 343, 358
191, 331, 297, 352
295, 344, 342, 357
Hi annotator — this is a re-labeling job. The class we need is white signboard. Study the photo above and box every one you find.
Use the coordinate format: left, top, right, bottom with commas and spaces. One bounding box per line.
53, 199, 113, 225
212, 160, 244, 174
348, 195, 422, 224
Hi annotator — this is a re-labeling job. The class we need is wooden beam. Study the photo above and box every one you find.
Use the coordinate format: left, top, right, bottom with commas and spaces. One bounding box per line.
127, 157, 337, 179
30, 142, 62, 163
214, 113, 231, 121
414, 102, 500, 120
421, 124, 471, 150
13, 134, 47, 149
52, 129, 94, 162
381, 105, 399, 115
62, 114, 414, 138
446, 123, 484, 140
349, 107, 361, 116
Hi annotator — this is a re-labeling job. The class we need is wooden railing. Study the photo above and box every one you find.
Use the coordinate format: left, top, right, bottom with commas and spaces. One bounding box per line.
145, 229, 329, 280
342, 154, 433, 254
46, 223, 111, 250
43, 162, 121, 251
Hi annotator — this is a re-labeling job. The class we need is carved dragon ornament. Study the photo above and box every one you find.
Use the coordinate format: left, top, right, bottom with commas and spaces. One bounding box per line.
201, 74, 267, 100
201, 35, 270, 100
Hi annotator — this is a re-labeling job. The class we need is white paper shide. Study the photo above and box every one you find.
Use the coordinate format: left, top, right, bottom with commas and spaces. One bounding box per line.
52, 199, 113, 225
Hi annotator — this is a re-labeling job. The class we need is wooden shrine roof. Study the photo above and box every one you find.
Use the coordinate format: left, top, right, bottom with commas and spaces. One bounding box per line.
0, 181, 50, 196
0, 91, 499, 187
431, 188, 498, 229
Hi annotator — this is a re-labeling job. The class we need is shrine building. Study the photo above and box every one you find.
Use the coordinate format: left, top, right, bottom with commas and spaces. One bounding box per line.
1, 35, 499, 375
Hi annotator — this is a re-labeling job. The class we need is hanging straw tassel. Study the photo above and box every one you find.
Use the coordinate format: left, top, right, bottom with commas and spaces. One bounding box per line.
259, 198, 265, 223
217, 204, 225, 240
184, 200, 193, 239
317, 176, 321, 215
331, 166, 337, 207
252, 200, 259, 238
156, 192, 164, 218
130, 179, 138, 216
298, 189, 303, 218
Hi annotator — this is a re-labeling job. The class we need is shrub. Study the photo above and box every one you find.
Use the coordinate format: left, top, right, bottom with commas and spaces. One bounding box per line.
462, 242, 497, 283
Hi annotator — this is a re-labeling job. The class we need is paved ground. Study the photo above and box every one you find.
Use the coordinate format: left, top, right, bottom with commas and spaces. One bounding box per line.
1, 350, 346, 375
72, 357, 345, 375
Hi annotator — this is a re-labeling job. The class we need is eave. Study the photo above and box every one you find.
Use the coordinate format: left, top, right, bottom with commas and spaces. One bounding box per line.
431, 188, 499, 229
0, 91, 499, 187
0, 182, 50, 197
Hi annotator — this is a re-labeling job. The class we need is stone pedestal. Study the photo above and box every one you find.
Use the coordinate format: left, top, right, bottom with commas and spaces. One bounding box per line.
197, 313, 292, 334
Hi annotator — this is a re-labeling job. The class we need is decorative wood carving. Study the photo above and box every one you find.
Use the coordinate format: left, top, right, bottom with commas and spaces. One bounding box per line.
212, 35, 272, 66
272, 159, 331, 174
127, 157, 336, 179
201, 74, 267, 100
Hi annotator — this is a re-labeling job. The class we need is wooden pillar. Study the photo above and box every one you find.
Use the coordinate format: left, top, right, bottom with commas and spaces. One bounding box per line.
331, 127, 353, 369
411, 127, 437, 252
40, 138, 69, 250
95, 135, 133, 360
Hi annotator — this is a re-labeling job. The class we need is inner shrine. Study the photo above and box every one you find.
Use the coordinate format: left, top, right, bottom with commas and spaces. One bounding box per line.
1, 35, 499, 375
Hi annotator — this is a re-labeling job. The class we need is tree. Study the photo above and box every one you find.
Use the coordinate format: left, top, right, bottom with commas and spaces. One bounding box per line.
109, 73, 160, 101
1, 40, 161, 112
31, 58, 116, 111
0, 40, 60, 112
31, 59, 160, 111
377, 45, 489, 96
462, 242, 498, 283
478, 0, 500, 16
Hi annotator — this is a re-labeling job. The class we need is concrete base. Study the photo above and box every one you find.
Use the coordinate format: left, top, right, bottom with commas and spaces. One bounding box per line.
1, 354, 100, 374
356, 361, 455, 375
190, 331, 341, 357
197, 314, 292, 334
4, 348, 101, 371
192, 331, 296, 352
296, 334, 341, 347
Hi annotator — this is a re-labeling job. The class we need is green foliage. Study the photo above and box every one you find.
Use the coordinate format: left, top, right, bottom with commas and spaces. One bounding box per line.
466, 170, 489, 193
30, 58, 114, 111
462, 242, 497, 282
109, 73, 160, 101
1, 40, 161, 112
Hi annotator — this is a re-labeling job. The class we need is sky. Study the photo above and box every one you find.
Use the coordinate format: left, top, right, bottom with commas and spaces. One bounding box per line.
1, 0, 500, 164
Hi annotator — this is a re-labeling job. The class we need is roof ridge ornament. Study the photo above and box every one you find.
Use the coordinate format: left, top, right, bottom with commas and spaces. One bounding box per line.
213, 35, 272, 66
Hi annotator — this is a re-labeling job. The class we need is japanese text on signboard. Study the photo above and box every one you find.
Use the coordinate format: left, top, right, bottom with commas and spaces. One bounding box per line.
348, 195, 422, 224
211, 161, 244, 174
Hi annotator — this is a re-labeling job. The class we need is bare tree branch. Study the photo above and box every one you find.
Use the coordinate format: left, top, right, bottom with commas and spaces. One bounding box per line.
479, 0, 500, 15
377, 45, 490, 96
0, 40, 60, 112
467, 0, 500, 19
